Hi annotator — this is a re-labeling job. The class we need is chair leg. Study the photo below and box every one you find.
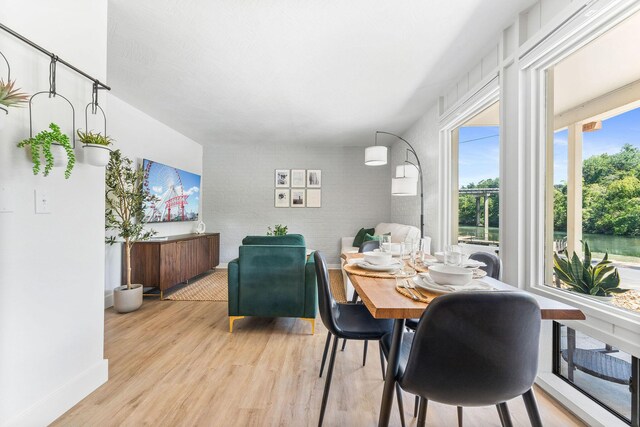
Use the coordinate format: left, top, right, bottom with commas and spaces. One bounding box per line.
318, 335, 339, 427
457, 406, 463, 427
395, 383, 406, 427
496, 402, 513, 427
350, 290, 359, 303
341, 338, 347, 351
417, 397, 428, 427
414, 396, 419, 418
378, 341, 386, 380
319, 331, 331, 378
363, 341, 368, 366
522, 388, 543, 427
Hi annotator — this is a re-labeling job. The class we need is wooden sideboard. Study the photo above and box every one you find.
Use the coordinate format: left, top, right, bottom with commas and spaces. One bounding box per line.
124, 233, 220, 298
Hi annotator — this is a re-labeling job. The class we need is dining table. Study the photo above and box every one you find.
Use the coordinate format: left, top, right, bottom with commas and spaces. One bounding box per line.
342, 252, 586, 427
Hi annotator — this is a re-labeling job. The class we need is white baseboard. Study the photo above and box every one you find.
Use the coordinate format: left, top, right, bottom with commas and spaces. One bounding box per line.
4, 359, 108, 427
104, 291, 113, 309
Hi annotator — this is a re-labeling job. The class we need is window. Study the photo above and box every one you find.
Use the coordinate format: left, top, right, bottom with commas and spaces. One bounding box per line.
452, 101, 500, 248
545, 9, 640, 315
553, 323, 639, 425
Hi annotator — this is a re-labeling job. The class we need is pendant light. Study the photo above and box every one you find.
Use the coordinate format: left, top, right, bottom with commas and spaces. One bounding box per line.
365, 131, 388, 165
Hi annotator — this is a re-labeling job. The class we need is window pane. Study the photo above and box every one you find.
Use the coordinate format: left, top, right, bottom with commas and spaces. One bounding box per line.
555, 324, 633, 423
456, 102, 500, 248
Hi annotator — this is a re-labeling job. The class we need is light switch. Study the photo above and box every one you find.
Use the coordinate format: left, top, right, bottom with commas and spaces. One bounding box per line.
35, 189, 51, 214
0, 186, 14, 213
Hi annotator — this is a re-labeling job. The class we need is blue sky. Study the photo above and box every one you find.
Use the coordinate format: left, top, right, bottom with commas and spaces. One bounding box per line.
459, 106, 640, 187
458, 126, 500, 186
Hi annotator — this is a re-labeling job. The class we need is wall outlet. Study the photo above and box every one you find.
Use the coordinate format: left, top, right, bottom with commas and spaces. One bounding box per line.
35, 189, 51, 214
0, 186, 14, 213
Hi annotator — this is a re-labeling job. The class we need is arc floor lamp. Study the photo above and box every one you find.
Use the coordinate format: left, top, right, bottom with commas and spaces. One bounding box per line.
365, 131, 424, 237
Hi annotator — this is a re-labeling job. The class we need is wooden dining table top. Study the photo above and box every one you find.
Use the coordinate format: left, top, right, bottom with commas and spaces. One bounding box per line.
342, 253, 585, 321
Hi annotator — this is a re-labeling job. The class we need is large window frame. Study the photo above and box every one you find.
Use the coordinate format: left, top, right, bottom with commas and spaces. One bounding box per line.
517, 1, 640, 425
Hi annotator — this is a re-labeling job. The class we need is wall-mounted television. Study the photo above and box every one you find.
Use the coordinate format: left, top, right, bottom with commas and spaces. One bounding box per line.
142, 159, 201, 223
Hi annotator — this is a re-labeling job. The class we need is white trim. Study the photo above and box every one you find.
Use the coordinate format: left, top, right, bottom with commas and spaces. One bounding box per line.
437, 78, 500, 251
104, 291, 113, 309
3, 359, 108, 427
536, 373, 629, 427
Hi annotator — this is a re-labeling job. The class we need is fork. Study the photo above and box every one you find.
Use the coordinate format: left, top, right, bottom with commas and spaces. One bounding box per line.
402, 280, 420, 301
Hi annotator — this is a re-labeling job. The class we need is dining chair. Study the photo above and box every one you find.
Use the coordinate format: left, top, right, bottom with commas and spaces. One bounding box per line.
469, 251, 501, 279
341, 239, 382, 357
380, 291, 542, 427
314, 251, 407, 427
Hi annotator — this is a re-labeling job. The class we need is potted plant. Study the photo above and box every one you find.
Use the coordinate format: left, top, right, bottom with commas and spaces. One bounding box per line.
17, 123, 75, 179
0, 78, 29, 130
77, 129, 114, 167
105, 149, 157, 313
267, 224, 288, 236
553, 241, 629, 302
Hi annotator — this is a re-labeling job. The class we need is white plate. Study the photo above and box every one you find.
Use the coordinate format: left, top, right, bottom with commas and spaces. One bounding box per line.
412, 274, 493, 294
355, 259, 402, 272
419, 259, 486, 268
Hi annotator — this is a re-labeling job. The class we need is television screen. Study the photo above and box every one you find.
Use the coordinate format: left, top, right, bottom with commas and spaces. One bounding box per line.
142, 159, 201, 223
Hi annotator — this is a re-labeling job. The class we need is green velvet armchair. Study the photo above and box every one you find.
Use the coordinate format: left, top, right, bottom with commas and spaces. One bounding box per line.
227, 234, 317, 333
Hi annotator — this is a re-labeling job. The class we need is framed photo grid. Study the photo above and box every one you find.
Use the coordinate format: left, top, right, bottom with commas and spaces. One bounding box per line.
274, 169, 321, 208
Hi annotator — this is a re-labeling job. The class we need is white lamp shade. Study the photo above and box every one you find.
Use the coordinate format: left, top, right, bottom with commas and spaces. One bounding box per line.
395, 164, 419, 178
391, 177, 417, 196
365, 146, 388, 166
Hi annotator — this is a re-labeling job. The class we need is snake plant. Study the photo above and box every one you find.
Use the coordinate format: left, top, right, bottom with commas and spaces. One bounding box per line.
553, 241, 628, 297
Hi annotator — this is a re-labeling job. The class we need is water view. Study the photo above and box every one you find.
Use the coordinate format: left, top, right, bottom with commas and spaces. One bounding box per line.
458, 225, 640, 262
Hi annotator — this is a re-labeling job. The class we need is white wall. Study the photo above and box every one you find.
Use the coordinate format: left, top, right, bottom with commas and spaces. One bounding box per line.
202, 144, 391, 265
103, 96, 203, 305
0, 1, 109, 425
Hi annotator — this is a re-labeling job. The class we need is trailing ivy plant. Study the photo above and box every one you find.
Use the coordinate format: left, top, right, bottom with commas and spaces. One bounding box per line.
0, 78, 29, 108
77, 129, 114, 146
17, 123, 76, 178
267, 224, 288, 236
105, 149, 157, 289
553, 240, 628, 297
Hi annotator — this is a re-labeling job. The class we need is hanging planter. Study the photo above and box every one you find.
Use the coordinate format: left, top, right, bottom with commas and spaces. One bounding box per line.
79, 94, 113, 167
0, 50, 29, 130
17, 57, 76, 178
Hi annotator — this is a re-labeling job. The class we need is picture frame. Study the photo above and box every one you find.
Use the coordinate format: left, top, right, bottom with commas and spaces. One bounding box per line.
275, 189, 290, 207
307, 169, 321, 188
275, 169, 290, 187
291, 169, 306, 187
291, 189, 306, 207
306, 189, 321, 208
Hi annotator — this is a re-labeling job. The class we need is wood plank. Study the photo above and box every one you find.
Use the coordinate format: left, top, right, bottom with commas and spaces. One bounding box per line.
52, 300, 586, 427
344, 254, 585, 320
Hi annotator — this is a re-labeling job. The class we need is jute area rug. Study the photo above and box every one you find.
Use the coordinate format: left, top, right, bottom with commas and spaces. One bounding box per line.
166, 269, 346, 303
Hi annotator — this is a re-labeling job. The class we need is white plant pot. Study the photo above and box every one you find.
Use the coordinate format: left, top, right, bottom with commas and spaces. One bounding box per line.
585, 294, 614, 303
113, 284, 144, 313
83, 143, 111, 167
51, 143, 68, 167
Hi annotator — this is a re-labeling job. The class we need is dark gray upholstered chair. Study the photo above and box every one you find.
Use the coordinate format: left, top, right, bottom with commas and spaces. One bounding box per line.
314, 251, 406, 427
381, 291, 542, 427
469, 251, 501, 279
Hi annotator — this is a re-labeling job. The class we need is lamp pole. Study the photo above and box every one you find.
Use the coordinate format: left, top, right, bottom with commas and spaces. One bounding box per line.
376, 131, 424, 237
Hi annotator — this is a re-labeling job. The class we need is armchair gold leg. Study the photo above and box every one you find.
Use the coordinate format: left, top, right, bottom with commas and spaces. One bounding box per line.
301, 318, 315, 335
229, 316, 245, 333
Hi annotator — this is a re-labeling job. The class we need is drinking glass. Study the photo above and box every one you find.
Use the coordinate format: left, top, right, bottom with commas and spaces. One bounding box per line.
409, 239, 418, 265
380, 235, 391, 253
419, 237, 431, 262
444, 245, 462, 266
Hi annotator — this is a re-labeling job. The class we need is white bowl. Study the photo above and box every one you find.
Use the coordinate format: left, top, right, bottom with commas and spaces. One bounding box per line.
363, 251, 393, 265
434, 251, 445, 262
428, 264, 472, 286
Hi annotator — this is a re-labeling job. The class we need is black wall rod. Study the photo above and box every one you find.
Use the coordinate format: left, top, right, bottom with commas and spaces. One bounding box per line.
0, 21, 111, 91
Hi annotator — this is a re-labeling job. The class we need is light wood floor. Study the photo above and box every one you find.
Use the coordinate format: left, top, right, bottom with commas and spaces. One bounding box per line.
53, 299, 585, 426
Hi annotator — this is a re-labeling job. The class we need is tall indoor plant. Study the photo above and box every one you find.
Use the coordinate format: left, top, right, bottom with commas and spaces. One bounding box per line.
105, 149, 157, 313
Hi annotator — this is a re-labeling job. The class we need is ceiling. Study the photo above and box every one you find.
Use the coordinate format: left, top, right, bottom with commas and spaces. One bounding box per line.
554, 10, 640, 116
107, 0, 534, 147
